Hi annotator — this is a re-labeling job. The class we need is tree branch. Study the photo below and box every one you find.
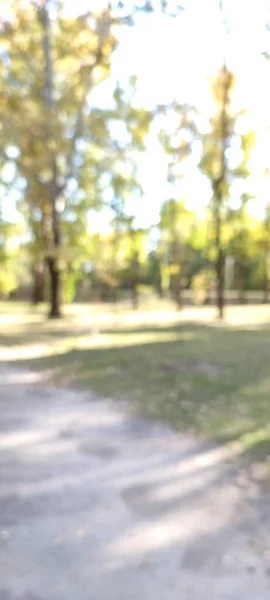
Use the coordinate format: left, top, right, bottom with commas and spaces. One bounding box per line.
64, 7, 112, 186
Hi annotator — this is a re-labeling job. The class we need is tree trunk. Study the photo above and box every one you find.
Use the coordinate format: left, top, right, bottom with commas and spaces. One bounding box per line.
41, 2, 62, 319
175, 277, 183, 310
237, 263, 246, 304
32, 262, 44, 304
131, 284, 139, 310
213, 64, 231, 320
213, 185, 225, 319
156, 262, 163, 297
216, 246, 224, 318
157, 282, 164, 298
47, 257, 61, 318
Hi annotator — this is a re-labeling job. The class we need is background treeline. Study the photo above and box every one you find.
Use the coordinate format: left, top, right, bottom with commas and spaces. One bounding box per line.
1, 1, 270, 317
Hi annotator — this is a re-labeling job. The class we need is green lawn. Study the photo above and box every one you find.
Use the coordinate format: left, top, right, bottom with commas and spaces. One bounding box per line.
1, 300, 270, 458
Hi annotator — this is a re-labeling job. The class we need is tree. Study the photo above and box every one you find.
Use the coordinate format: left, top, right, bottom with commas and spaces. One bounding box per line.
200, 65, 234, 318
157, 102, 197, 308
226, 199, 253, 303
0, 0, 116, 317
0, 216, 25, 298
160, 199, 196, 308
250, 173, 270, 303
224, 129, 255, 303
124, 219, 147, 309
148, 247, 164, 297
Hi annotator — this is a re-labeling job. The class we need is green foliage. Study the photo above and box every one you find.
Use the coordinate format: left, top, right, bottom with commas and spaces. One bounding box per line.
62, 270, 80, 304
0, 5, 269, 310
0, 1, 154, 313
0, 269, 17, 298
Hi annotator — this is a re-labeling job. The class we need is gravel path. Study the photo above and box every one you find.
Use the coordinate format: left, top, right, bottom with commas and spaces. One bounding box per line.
0, 365, 270, 600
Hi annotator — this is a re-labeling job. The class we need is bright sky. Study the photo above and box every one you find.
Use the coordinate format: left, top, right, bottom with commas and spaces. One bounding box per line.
126, 1, 269, 228
2, 0, 270, 228
69, 0, 270, 230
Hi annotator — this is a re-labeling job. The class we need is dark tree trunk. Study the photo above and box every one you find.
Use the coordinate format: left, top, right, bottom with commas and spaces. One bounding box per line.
213, 182, 225, 319
157, 281, 164, 298
213, 64, 231, 320
47, 257, 61, 318
32, 263, 44, 304
156, 263, 163, 298
170, 273, 183, 310
216, 246, 224, 318
175, 278, 183, 310
131, 284, 139, 310
41, 2, 62, 319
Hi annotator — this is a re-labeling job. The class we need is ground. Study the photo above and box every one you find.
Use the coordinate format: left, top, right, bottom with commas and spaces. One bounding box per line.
1, 301, 270, 448
1, 363, 270, 600
1, 301, 270, 598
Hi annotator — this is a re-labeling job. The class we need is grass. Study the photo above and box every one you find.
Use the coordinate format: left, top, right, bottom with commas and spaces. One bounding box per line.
1, 300, 270, 456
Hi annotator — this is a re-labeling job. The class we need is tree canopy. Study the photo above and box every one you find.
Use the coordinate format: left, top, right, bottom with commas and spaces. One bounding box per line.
0, 0, 270, 316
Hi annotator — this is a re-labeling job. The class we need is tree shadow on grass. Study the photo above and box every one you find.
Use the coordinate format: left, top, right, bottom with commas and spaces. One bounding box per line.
1, 319, 268, 461
1, 316, 270, 439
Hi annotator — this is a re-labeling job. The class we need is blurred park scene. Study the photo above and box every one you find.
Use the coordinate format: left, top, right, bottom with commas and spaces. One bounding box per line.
1, 0, 270, 445
2, 1, 270, 598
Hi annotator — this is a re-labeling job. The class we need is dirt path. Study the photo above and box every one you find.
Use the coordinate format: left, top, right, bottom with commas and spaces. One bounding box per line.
0, 365, 270, 600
